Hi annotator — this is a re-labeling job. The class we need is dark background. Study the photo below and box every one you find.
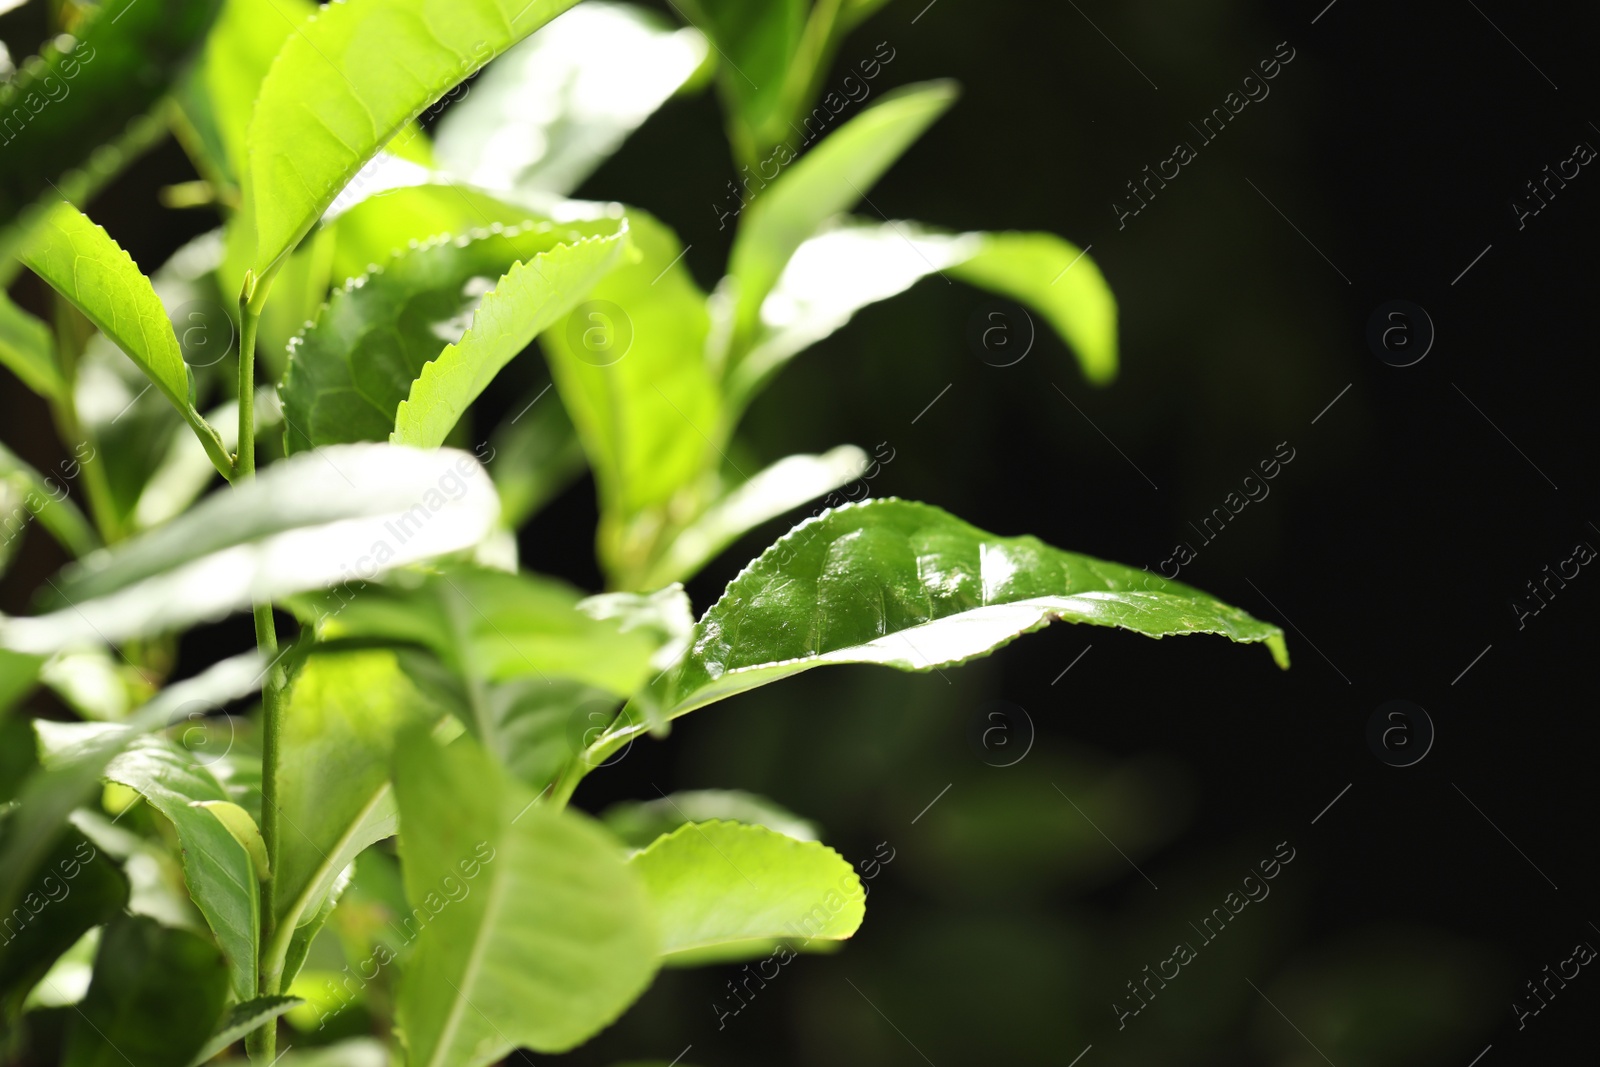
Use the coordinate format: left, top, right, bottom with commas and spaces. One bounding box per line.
5, 1, 1598, 1065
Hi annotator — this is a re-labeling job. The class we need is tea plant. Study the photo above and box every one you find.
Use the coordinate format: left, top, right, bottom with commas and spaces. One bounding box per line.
0, 1, 1288, 1064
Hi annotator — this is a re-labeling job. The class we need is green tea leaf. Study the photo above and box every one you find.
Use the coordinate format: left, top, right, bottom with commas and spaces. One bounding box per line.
725, 81, 957, 345
604, 789, 820, 850
0, 829, 127, 1023
267, 650, 453, 993
194, 801, 270, 880
0, 0, 225, 264
392, 224, 629, 448
488, 381, 586, 528
0, 440, 99, 558
0, 292, 63, 400
394, 732, 659, 1065
63, 915, 229, 1067
540, 208, 718, 584
629, 821, 863, 961
676, 0, 807, 161
20, 203, 232, 479
435, 2, 708, 196
282, 219, 622, 453
0, 445, 501, 653
735, 220, 1116, 404
642, 445, 868, 587
84, 734, 262, 999
245, 0, 585, 275
188, 995, 303, 1067
625, 498, 1288, 732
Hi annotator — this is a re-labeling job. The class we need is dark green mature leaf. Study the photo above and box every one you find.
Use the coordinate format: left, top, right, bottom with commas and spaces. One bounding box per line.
734, 220, 1117, 405
676, 0, 807, 161
604, 790, 820, 850
0, 445, 500, 653
629, 821, 863, 961
540, 208, 718, 584
63, 915, 229, 1067
93, 735, 262, 999
0, 292, 63, 400
0, 0, 224, 264
281, 219, 622, 453
394, 732, 659, 1065
0, 829, 127, 1023
391, 224, 630, 448
619, 499, 1288, 733
188, 995, 303, 1067
266, 650, 454, 993
725, 80, 957, 345
0, 441, 99, 558
435, 2, 709, 197
21, 203, 233, 478
0, 649, 43, 718
246, 0, 585, 275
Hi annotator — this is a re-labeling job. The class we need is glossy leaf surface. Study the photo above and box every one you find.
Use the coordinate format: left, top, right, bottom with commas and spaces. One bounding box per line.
281, 220, 621, 453
394, 733, 658, 1065
246, 0, 584, 274
630, 821, 862, 961
604, 789, 820, 850
629, 499, 1288, 728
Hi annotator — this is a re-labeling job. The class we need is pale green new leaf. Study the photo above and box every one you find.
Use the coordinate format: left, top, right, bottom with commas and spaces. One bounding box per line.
539, 209, 718, 582
20, 203, 233, 477
629, 821, 863, 961
736, 220, 1117, 404
676, 0, 807, 160
246, 0, 585, 274
642, 445, 867, 587
392, 225, 630, 448
435, 2, 708, 196
267, 650, 453, 992
0, 291, 63, 400
604, 789, 820, 850
394, 732, 659, 1065
726, 81, 957, 343
616, 499, 1288, 737
281, 219, 621, 452
0, 445, 500, 653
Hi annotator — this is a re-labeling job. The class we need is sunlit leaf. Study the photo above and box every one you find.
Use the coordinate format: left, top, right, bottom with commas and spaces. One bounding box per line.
642, 445, 867, 587
619, 499, 1288, 735
604, 789, 820, 849
629, 820, 862, 961
725, 80, 957, 346
20, 203, 233, 479
0, 445, 500, 653
63, 915, 228, 1067
436, 2, 708, 196
392, 224, 629, 448
394, 731, 659, 1065
675, 0, 807, 161
245, 0, 585, 275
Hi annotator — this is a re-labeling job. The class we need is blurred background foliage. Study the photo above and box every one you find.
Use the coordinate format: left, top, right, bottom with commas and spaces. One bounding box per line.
7, 0, 1600, 1064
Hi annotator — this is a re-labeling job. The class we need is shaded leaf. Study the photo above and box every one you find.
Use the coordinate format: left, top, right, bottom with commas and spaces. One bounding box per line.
0, 440, 99, 558
0, 445, 500, 653
0, 292, 63, 400
394, 732, 659, 1065
63, 915, 228, 1067
188, 995, 303, 1067
246, 0, 585, 274
629, 821, 863, 961
676, 0, 807, 160
436, 2, 708, 196
488, 381, 587, 528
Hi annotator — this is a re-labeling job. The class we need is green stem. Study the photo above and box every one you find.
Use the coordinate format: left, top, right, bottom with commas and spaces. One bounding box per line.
237, 271, 285, 1065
